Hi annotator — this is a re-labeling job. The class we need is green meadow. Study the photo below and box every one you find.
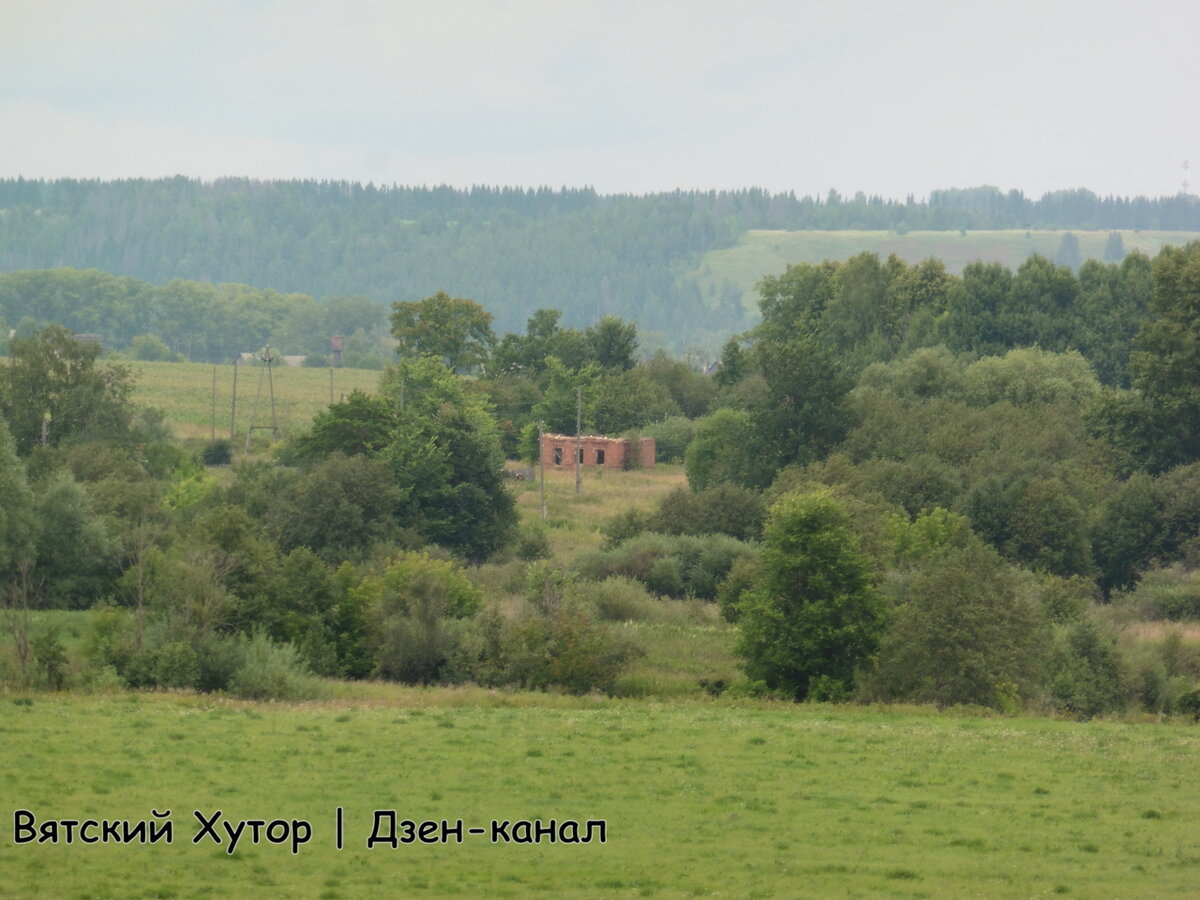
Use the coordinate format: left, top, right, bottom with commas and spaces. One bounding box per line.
123, 361, 380, 442
691, 229, 1200, 317
2, 693, 1199, 898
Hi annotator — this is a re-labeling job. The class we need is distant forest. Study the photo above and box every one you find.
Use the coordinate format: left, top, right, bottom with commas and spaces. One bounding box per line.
1, 178, 1198, 352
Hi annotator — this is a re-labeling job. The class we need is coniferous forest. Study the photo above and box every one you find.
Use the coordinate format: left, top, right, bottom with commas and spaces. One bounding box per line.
2, 178, 1198, 353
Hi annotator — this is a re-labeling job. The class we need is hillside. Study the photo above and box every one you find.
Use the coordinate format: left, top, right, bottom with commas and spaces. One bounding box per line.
693, 228, 1200, 316
2, 179, 1198, 354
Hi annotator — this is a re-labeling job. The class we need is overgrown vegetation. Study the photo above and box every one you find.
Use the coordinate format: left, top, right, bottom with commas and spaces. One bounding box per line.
4, 239, 1200, 720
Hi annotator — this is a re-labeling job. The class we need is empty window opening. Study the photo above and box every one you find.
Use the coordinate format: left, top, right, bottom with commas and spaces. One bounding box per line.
595, 449, 606, 465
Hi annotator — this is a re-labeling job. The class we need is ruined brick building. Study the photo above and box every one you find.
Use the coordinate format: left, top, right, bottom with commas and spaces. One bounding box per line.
539, 433, 656, 470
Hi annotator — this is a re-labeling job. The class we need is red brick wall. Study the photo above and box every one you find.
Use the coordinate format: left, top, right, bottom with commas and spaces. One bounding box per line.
540, 434, 655, 469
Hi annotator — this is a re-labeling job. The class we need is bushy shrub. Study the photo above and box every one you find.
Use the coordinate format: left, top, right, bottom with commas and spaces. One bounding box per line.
716, 555, 761, 623
501, 605, 637, 694
229, 632, 326, 701
572, 577, 711, 626
646, 555, 684, 596
654, 484, 766, 541
869, 540, 1047, 709
1178, 687, 1200, 720
356, 552, 484, 684
621, 431, 645, 470
600, 507, 651, 550
469, 565, 641, 694
856, 346, 966, 403
192, 631, 251, 693
1048, 620, 1127, 717
128, 334, 181, 362
578, 532, 757, 600
685, 407, 772, 490
1037, 574, 1095, 623
643, 416, 696, 463
84, 607, 135, 675
737, 491, 885, 702
153, 641, 200, 689
31, 625, 68, 690
514, 524, 551, 561
464, 559, 529, 600
855, 454, 963, 518
576, 576, 660, 622
1120, 565, 1200, 620
201, 440, 233, 466
374, 612, 473, 685
1124, 642, 1191, 714
601, 485, 765, 550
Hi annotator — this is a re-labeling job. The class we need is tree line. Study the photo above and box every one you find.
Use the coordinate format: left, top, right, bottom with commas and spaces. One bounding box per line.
2, 178, 1197, 353
0, 268, 392, 366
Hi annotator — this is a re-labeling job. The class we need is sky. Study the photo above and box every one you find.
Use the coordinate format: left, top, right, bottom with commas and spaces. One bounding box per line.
2, 0, 1198, 201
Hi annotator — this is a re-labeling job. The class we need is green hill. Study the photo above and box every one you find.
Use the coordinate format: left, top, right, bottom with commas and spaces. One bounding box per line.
2, 179, 1198, 354
693, 229, 1200, 317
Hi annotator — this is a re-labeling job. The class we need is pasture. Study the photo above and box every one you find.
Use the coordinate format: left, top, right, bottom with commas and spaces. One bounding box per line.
2, 693, 1198, 898
124, 360, 380, 442
691, 229, 1200, 317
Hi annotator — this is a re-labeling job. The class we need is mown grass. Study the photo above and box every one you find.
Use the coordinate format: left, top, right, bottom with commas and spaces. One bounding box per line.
692, 229, 1200, 317
124, 360, 379, 441
2, 693, 1199, 898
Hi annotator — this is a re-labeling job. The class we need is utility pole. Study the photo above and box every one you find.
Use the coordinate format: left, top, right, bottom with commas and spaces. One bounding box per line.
229, 356, 239, 440
210, 366, 217, 441
245, 346, 279, 453
539, 422, 547, 520
575, 386, 582, 496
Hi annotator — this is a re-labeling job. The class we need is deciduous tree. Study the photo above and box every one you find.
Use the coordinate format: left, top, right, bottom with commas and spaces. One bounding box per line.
0, 326, 139, 454
390, 291, 496, 370
735, 490, 885, 700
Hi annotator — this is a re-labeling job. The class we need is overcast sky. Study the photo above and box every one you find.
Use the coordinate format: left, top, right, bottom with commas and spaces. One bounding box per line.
2, 0, 1197, 200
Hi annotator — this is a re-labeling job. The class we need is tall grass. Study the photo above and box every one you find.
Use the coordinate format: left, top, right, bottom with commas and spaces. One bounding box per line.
510, 463, 688, 559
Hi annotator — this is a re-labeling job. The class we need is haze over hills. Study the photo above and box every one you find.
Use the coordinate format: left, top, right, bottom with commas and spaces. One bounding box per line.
1, 178, 1197, 355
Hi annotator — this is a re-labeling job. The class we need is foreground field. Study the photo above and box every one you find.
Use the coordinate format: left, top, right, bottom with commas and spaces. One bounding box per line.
692, 229, 1200, 316
124, 360, 380, 442
2, 693, 1198, 898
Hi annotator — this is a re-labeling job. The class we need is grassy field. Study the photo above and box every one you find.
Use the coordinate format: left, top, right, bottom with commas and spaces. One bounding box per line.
2, 692, 1199, 898
7, 403, 1200, 896
512, 463, 690, 558
502, 462, 743, 698
124, 360, 380, 442
691, 229, 1200, 317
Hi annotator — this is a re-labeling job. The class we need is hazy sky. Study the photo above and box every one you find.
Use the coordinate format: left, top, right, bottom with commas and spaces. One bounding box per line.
2, 0, 1198, 200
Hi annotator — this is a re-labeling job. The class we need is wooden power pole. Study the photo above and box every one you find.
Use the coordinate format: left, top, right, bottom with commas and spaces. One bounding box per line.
575, 386, 582, 496
539, 422, 547, 520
